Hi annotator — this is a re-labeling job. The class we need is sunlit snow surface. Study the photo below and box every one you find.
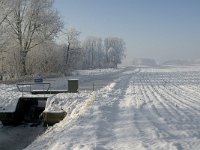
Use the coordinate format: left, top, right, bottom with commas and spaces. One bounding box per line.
0, 68, 123, 150
0, 68, 122, 113
22, 65, 200, 150
73, 68, 121, 76
3, 66, 200, 150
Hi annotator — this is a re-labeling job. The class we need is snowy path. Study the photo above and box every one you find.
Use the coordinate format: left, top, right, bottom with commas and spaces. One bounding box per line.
0, 67, 130, 150
25, 66, 200, 150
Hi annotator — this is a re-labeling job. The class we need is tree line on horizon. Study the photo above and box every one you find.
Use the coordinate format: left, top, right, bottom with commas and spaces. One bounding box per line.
0, 0, 125, 80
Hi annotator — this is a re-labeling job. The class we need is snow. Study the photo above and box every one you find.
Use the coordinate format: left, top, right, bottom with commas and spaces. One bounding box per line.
1, 66, 200, 149
141, 65, 200, 73
0, 84, 54, 113
0, 84, 21, 112
24, 66, 200, 150
0, 68, 124, 113
44, 91, 92, 113
72, 68, 121, 76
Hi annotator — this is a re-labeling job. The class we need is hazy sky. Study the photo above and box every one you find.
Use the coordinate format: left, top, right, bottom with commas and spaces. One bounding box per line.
54, 0, 200, 64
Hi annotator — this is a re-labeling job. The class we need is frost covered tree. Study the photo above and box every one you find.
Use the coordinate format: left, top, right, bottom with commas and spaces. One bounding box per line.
26, 42, 60, 74
95, 37, 104, 68
82, 36, 104, 69
3, 0, 63, 76
0, 0, 15, 26
104, 37, 125, 68
0, 0, 16, 74
107, 47, 117, 68
63, 27, 81, 74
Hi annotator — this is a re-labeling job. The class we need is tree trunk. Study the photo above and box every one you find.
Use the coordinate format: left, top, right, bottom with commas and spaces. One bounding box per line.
20, 50, 28, 76
63, 43, 70, 76
66, 43, 70, 65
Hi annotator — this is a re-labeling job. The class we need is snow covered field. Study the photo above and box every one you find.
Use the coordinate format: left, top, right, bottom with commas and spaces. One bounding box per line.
24, 65, 200, 150
0, 67, 125, 150
72, 68, 121, 76
45, 67, 124, 91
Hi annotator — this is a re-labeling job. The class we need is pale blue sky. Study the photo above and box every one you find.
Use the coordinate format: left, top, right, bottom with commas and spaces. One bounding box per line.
54, 0, 200, 64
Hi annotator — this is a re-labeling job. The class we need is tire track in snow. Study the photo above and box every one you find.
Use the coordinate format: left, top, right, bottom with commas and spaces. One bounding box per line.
129, 68, 200, 149
162, 71, 200, 106
157, 87, 200, 141
115, 77, 157, 149
139, 69, 200, 147
148, 78, 191, 122
180, 85, 200, 99
158, 84, 200, 118
142, 74, 183, 122
139, 75, 181, 139
139, 85, 173, 140
153, 73, 200, 117
137, 71, 199, 122
128, 74, 179, 149
110, 87, 144, 149
93, 71, 137, 149
154, 85, 200, 137
138, 72, 198, 138
130, 75, 156, 142
166, 84, 200, 111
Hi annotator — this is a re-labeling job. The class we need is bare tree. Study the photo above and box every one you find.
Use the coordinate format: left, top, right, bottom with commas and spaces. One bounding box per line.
0, 0, 15, 26
65, 28, 81, 64
63, 27, 81, 74
26, 42, 60, 74
104, 37, 126, 68
0, 0, 16, 76
5, 45, 21, 79
4, 0, 63, 75
82, 36, 104, 69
